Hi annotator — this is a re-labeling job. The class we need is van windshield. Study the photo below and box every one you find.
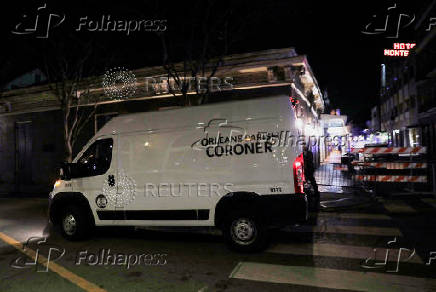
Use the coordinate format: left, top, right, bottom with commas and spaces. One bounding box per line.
75, 138, 113, 177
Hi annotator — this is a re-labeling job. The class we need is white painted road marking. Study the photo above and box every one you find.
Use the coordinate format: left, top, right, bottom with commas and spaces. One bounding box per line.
267, 242, 423, 264
289, 225, 403, 237
381, 200, 416, 214
316, 212, 391, 220
421, 198, 436, 208
230, 262, 436, 291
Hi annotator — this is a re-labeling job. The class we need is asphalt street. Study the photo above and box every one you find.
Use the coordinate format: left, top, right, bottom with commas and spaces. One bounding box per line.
1, 194, 436, 292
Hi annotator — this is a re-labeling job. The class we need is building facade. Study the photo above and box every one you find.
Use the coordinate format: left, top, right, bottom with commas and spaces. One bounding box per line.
375, 1, 436, 159
0, 48, 325, 194
319, 113, 349, 163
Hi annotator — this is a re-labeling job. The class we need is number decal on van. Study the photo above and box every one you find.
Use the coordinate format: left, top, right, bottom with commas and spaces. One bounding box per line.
270, 187, 282, 193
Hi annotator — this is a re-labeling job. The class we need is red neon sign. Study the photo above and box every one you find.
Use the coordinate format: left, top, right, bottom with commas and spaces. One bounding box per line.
384, 43, 416, 57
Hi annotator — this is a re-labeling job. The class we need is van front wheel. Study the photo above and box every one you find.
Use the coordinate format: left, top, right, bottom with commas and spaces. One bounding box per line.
60, 205, 91, 241
224, 214, 268, 252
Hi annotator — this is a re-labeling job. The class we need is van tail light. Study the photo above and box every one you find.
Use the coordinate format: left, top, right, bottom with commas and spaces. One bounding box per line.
293, 154, 305, 194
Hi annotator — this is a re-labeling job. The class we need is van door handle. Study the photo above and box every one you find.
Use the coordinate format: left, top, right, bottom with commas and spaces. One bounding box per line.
108, 175, 115, 187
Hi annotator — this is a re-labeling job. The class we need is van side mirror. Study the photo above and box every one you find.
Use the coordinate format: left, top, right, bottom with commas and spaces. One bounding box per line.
60, 162, 72, 181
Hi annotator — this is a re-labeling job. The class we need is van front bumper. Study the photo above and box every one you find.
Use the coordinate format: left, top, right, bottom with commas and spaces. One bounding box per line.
257, 194, 308, 227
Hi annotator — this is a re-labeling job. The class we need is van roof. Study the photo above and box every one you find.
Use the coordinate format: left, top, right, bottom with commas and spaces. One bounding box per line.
96, 95, 291, 136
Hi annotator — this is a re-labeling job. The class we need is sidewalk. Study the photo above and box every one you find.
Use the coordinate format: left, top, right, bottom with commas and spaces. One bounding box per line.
314, 160, 374, 210
315, 163, 354, 189
0, 192, 48, 198
323, 150, 342, 164
319, 190, 375, 210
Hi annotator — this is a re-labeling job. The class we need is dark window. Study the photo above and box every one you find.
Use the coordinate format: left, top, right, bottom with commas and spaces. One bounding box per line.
15, 121, 32, 187
410, 96, 416, 107
0, 126, 3, 151
42, 143, 55, 152
73, 138, 113, 178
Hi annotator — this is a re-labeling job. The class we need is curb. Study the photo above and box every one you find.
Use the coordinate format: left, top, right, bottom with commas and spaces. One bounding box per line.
319, 190, 376, 211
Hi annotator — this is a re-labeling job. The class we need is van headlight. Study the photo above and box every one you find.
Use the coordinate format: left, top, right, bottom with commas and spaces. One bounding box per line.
54, 180, 61, 188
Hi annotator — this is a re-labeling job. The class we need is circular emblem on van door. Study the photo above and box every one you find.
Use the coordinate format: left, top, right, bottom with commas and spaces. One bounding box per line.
96, 194, 108, 209
102, 169, 136, 208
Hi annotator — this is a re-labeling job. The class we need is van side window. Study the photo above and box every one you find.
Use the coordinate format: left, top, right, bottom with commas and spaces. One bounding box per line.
76, 138, 113, 177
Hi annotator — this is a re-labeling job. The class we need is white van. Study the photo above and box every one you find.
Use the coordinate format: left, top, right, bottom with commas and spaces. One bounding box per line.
49, 95, 308, 251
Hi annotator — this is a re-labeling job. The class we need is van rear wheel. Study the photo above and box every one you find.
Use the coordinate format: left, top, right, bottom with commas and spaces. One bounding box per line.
224, 214, 268, 252
60, 205, 91, 241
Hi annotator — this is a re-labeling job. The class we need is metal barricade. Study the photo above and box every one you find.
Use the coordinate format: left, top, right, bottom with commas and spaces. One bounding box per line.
350, 147, 429, 194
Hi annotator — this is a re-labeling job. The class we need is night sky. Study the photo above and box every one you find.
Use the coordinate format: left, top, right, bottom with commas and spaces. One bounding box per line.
0, 0, 425, 125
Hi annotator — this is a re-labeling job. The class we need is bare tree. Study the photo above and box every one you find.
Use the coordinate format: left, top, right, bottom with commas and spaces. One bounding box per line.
159, 0, 247, 106
43, 38, 100, 162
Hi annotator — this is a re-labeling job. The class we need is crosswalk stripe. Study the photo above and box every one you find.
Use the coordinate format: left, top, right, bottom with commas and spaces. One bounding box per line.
289, 225, 402, 237
267, 242, 422, 264
381, 201, 416, 213
316, 212, 391, 220
421, 198, 436, 208
229, 262, 436, 291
